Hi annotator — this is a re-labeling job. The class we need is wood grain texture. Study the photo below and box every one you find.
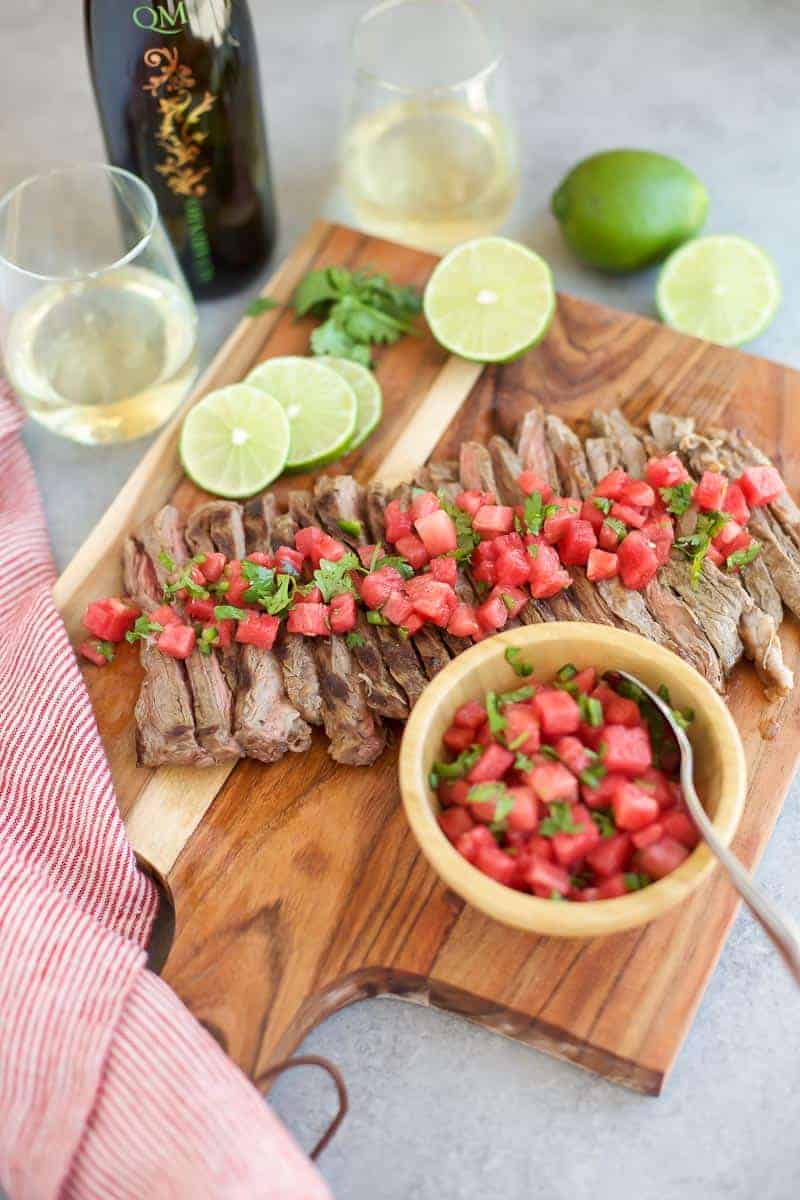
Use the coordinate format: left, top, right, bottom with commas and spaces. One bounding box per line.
55, 223, 800, 1095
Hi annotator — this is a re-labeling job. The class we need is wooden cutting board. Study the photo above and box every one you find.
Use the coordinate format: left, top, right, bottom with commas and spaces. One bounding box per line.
54, 220, 800, 1096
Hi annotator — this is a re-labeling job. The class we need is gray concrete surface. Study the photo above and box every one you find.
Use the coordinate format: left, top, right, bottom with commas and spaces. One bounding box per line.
1, 3, 799, 1198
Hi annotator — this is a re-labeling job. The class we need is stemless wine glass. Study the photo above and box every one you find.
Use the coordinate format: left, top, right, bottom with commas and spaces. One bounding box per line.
340, 0, 519, 254
0, 164, 198, 445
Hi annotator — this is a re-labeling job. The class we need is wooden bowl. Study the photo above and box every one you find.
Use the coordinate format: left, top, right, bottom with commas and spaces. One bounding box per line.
399, 623, 747, 938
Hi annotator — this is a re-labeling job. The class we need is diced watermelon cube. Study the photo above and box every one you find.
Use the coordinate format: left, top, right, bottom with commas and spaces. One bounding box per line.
490, 585, 527, 619
528, 542, 572, 599
586, 548, 619, 581
467, 743, 515, 783
476, 592, 509, 632
598, 520, 623, 551
442, 725, 476, 752
528, 761, 579, 805
79, 640, 112, 667
429, 556, 458, 586
474, 842, 517, 886
409, 490, 440, 522
594, 468, 629, 500
738, 465, 784, 507
415, 509, 458, 557
558, 519, 597, 566
645, 455, 689, 488
618, 531, 659, 589
533, 688, 581, 738
453, 699, 487, 730
405, 576, 456, 626
329, 592, 357, 634
543, 508, 580, 544
295, 526, 347, 568
586, 833, 633, 878
580, 771, 628, 809
612, 781, 660, 830
596, 874, 628, 898
660, 809, 700, 849
641, 515, 674, 567
446, 602, 481, 639
631, 822, 664, 849
456, 489, 495, 517
722, 482, 751, 525
572, 667, 597, 694
455, 824, 495, 863
554, 735, 592, 776
384, 500, 413, 543
580, 497, 607, 532
619, 478, 656, 508
361, 566, 404, 609
473, 505, 515, 537
185, 598, 215, 622
285, 604, 329, 637
199, 551, 226, 583
83, 598, 140, 643
610, 501, 646, 529
157, 623, 196, 659
634, 835, 690, 879
506, 787, 539, 833
438, 807, 475, 842
357, 543, 382, 570
526, 858, 571, 898
602, 724, 652, 775
495, 544, 533, 587
503, 703, 540, 754
275, 546, 305, 575
551, 803, 601, 866
438, 779, 471, 807
694, 470, 728, 511
394, 534, 429, 570
382, 590, 414, 626
517, 471, 553, 500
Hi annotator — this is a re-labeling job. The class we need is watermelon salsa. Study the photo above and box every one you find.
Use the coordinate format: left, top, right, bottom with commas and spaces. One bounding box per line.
432, 653, 701, 902
78, 456, 785, 667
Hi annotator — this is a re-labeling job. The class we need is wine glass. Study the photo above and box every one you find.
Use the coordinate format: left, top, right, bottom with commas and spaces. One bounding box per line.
0, 164, 198, 445
340, 0, 519, 254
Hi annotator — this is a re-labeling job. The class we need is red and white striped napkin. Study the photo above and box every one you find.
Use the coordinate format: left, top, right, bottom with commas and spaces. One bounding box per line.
0, 384, 331, 1200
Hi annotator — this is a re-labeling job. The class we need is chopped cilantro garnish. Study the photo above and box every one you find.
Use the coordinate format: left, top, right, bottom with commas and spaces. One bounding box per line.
485, 690, 507, 736
312, 552, 361, 602
603, 516, 628, 541
125, 615, 165, 644
539, 744, 559, 761
580, 760, 607, 789
550, 890, 566, 902
366, 610, 389, 625
514, 752, 534, 772
578, 693, 603, 727
624, 872, 651, 892
163, 554, 209, 601
556, 663, 577, 683
158, 550, 176, 572
197, 626, 219, 655
659, 480, 694, 516
429, 745, 481, 789
675, 509, 729, 586
437, 490, 480, 562
539, 801, 584, 837
497, 685, 535, 705
591, 808, 616, 838
591, 496, 612, 515
214, 605, 247, 621
523, 491, 559, 536
96, 640, 115, 662
726, 542, 761, 571
504, 646, 533, 677
345, 631, 365, 650
338, 517, 363, 538
501, 592, 517, 612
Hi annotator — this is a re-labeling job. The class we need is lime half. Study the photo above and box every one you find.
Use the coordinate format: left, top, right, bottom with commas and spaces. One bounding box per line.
656, 235, 781, 347
319, 357, 383, 451
180, 384, 289, 498
423, 237, 555, 362
246, 357, 357, 470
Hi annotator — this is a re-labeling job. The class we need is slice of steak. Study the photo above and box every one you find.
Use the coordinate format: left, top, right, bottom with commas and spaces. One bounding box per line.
515, 409, 582, 622
185, 500, 246, 693
123, 534, 212, 767
680, 431, 787, 623
587, 416, 724, 690
652, 416, 791, 696
244, 493, 324, 729
235, 645, 312, 760
311, 477, 409, 719
288, 489, 317, 529
648, 411, 695, 454
546, 415, 654, 635
135, 641, 214, 768
364, 482, 430, 707
274, 499, 386, 759
133, 507, 241, 764
483, 436, 556, 625
315, 635, 387, 765
723, 427, 800, 551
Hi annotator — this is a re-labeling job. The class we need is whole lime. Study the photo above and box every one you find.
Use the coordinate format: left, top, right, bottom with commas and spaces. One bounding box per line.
551, 149, 708, 273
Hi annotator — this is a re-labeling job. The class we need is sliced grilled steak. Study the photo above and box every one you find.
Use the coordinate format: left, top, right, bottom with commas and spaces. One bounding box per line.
586, 416, 724, 690
515, 409, 582, 622
364, 482, 430, 707
723, 427, 800, 551
651, 415, 792, 696
312, 477, 409, 719
483, 436, 556, 625
546, 415, 656, 635
242, 493, 324, 729
680, 431, 787, 623
274, 501, 386, 762
123, 533, 212, 768
136, 507, 241, 764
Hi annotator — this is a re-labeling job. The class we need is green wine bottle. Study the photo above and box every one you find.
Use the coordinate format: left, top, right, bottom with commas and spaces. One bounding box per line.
85, 0, 277, 298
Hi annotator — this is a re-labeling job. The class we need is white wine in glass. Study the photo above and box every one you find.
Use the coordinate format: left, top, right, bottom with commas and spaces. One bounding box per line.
0, 165, 198, 445
341, 0, 519, 254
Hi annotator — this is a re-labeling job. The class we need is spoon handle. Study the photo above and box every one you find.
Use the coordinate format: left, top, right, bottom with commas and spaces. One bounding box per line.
679, 745, 800, 985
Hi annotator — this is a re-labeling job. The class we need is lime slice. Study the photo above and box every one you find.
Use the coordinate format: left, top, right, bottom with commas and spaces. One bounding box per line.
423, 236, 555, 362
180, 384, 290, 498
246, 357, 357, 470
656, 235, 781, 347
319, 357, 383, 451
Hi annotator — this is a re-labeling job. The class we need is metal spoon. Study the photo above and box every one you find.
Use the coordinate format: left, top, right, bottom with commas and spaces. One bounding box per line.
609, 670, 800, 984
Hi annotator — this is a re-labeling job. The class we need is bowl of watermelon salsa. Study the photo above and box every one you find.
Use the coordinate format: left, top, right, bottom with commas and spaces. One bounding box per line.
399, 624, 746, 937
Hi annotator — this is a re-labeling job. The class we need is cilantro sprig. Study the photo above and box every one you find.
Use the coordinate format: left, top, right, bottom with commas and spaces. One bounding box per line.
523, 491, 559, 536
311, 553, 361, 602
163, 554, 208, 601
125, 615, 164, 644
539, 801, 585, 838
292, 266, 421, 367
726, 542, 761, 572
240, 561, 297, 614
505, 646, 533, 677
675, 509, 729, 586
437, 491, 480, 562
659, 480, 694, 516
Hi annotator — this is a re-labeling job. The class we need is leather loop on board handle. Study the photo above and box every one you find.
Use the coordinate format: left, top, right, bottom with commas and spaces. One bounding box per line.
259, 1055, 349, 1160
